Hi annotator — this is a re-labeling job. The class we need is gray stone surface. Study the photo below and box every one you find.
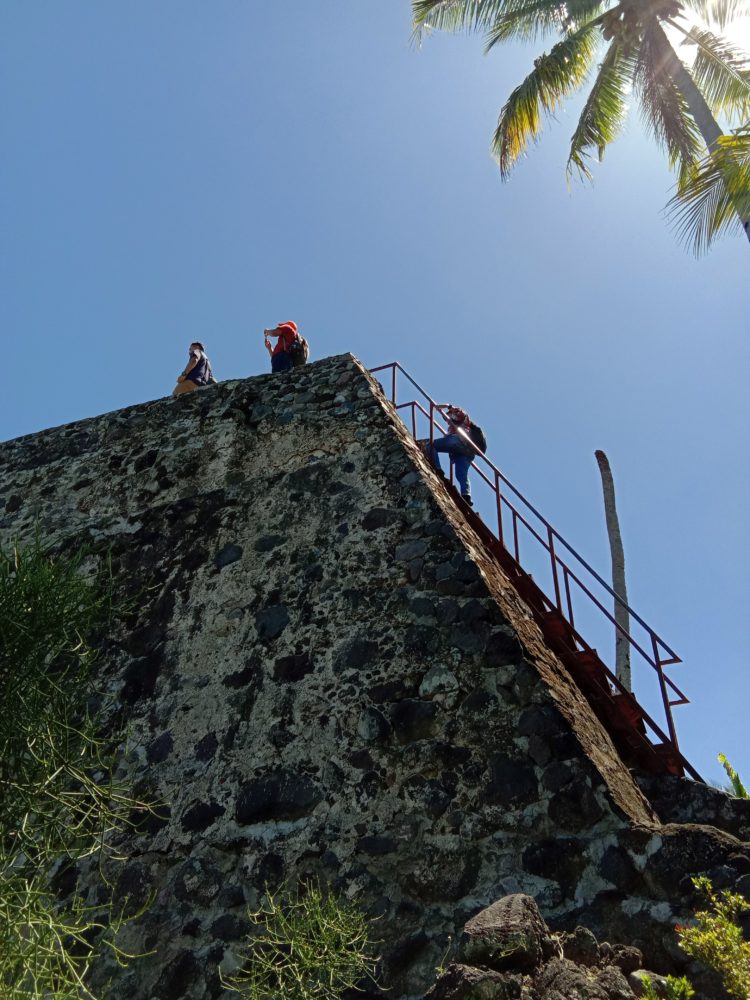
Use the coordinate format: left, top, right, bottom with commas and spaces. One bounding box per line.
0, 354, 747, 1000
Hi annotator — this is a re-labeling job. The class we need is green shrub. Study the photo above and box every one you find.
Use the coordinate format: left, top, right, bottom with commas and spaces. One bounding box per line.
642, 974, 695, 999
676, 876, 750, 999
0, 539, 147, 998
226, 880, 380, 999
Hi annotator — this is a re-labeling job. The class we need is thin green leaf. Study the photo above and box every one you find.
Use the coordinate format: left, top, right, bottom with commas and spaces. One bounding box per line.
567, 39, 635, 178
675, 23, 750, 119
678, 0, 747, 32
485, 0, 606, 45
493, 21, 601, 176
634, 21, 703, 174
667, 126, 750, 253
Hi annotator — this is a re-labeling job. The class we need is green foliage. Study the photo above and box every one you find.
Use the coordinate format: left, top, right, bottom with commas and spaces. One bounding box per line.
642, 974, 695, 999
718, 752, 749, 798
667, 125, 750, 254
412, 0, 750, 250
0, 539, 147, 998
226, 880, 380, 999
676, 876, 750, 999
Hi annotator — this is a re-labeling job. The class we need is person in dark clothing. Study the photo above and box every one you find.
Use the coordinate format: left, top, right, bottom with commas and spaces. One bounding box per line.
424, 404, 477, 505
264, 322, 297, 373
173, 342, 214, 396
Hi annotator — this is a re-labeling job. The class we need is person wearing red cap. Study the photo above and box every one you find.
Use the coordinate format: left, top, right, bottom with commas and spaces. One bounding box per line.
264, 322, 298, 373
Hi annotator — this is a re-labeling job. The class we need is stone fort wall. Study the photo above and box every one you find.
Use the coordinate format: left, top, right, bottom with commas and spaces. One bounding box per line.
1, 354, 748, 999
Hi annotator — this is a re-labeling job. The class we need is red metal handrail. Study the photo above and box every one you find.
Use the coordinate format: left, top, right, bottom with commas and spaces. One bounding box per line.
370, 361, 700, 781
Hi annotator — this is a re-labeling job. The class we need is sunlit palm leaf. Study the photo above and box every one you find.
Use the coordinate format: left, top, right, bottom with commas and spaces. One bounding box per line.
413, 0, 510, 34
484, 0, 606, 45
667, 127, 750, 253
635, 21, 703, 174
567, 40, 635, 179
674, 24, 750, 119
678, 0, 747, 32
493, 22, 601, 176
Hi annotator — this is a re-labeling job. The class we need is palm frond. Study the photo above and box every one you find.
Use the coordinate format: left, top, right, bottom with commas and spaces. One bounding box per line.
493, 22, 601, 176
674, 24, 750, 120
678, 0, 747, 32
412, 0, 513, 34
634, 21, 703, 174
485, 0, 606, 46
567, 40, 636, 178
667, 125, 750, 253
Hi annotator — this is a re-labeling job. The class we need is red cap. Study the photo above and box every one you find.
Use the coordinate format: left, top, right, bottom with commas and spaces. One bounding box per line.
277, 321, 297, 334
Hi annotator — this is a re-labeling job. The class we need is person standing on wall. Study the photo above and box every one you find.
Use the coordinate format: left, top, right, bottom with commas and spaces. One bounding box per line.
424, 404, 480, 507
264, 322, 298, 373
173, 342, 216, 396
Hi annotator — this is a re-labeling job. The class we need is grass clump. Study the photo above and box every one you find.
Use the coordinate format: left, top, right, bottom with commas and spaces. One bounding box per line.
0, 538, 148, 998
226, 880, 380, 999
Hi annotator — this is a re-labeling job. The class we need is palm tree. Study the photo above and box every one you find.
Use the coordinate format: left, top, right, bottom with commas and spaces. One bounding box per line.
667, 122, 750, 250
412, 0, 750, 245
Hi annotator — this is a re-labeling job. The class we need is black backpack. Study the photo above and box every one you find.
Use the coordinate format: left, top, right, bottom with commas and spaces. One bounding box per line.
468, 421, 487, 453
289, 334, 309, 368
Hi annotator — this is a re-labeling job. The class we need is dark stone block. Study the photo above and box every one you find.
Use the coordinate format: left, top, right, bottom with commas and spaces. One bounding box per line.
517, 705, 568, 738
214, 543, 243, 568
273, 652, 314, 682
222, 659, 263, 689
236, 771, 322, 824
113, 861, 152, 917
173, 858, 223, 905
405, 847, 480, 902
336, 637, 379, 672
255, 604, 290, 641
549, 784, 604, 832
121, 649, 162, 704
210, 913, 251, 941
409, 597, 436, 619
599, 845, 640, 892
486, 754, 538, 807
523, 838, 588, 896
256, 852, 285, 890
357, 835, 398, 856
362, 507, 403, 530
154, 950, 201, 1000
426, 964, 521, 1000
146, 731, 174, 764
561, 926, 600, 966
195, 731, 218, 761
181, 799, 225, 832
357, 706, 392, 744
460, 894, 550, 971
368, 679, 407, 703
254, 534, 285, 552
389, 699, 439, 743
459, 688, 497, 715
349, 749, 375, 769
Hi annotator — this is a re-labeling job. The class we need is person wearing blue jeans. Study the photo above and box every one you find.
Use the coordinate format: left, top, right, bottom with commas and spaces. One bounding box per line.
424, 405, 476, 506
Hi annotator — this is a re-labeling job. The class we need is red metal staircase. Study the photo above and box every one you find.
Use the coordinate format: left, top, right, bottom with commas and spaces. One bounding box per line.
370, 362, 703, 783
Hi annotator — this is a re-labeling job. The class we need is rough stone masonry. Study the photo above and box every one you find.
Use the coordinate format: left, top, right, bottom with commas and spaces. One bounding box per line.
1, 354, 748, 1000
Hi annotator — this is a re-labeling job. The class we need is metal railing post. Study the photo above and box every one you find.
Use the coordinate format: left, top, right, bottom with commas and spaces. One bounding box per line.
548, 527, 563, 612
653, 633, 679, 750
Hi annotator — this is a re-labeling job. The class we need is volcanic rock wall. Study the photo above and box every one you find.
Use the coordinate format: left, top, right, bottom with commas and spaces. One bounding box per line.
1, 354, 747, 1000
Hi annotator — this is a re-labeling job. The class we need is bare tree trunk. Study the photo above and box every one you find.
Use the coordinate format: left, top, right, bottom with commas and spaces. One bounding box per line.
657, 21, 750, 244
595, 450, 631, 691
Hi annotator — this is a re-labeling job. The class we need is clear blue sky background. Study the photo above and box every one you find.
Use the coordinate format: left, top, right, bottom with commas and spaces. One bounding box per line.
1, 0, 747, 788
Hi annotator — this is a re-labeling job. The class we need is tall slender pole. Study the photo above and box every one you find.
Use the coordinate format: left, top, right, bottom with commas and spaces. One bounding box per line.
595, 450, 632, 691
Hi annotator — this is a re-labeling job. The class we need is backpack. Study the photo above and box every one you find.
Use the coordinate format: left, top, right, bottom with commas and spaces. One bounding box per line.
289, 334, 309, 368
468, 421, 487, 453
204, 357, 218, 385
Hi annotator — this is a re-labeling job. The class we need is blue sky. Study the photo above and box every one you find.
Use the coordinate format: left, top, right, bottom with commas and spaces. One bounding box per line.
1, 0, 748, 788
